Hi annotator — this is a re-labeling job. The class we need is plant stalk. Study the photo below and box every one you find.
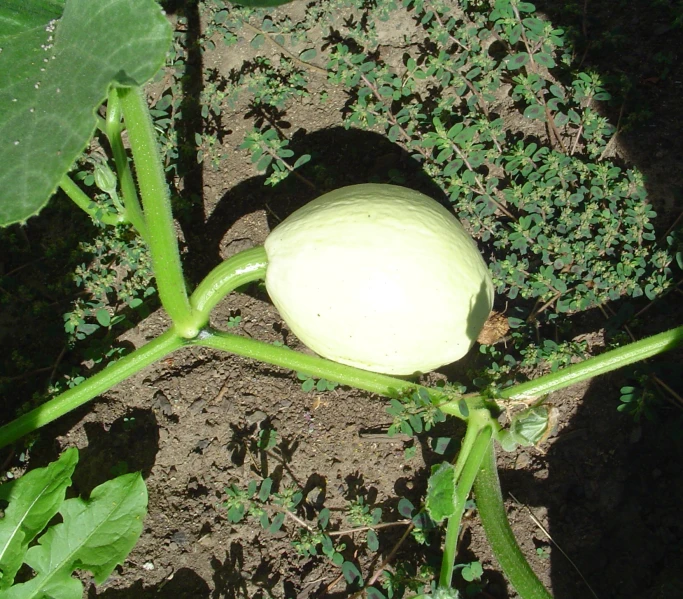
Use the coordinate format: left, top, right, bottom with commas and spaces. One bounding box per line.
499, 325, 683, 401
59, 174, 125, 227
106, 87, 148, 239
190, 246, 268, 319
439, 416, 493, 588
192, 330, 440, 401
118, 86, 200, 337
0, 330, 185, 450
474, 443, 553, 599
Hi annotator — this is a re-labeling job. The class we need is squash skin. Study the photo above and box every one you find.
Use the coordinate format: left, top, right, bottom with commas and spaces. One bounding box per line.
264, 184, 494, 375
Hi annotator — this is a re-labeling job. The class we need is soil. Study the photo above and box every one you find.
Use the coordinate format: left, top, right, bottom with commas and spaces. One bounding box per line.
2, 1, 683, 599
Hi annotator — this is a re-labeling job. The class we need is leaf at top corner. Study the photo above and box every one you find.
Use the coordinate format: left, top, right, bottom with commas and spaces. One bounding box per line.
0, 447, 78, 590
5, 471, 148, 599
0, 0, 172, 227
0, 0, 65, 38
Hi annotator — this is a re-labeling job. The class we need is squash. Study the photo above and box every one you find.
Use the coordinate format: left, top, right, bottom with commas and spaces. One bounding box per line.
265, 184, 494, 375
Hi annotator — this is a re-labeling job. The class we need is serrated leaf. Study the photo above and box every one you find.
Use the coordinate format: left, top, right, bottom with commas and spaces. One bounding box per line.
0, 0, 172, 226
0, 448, 78, 590
6, 472, 147, 598
425, 463, 456, 523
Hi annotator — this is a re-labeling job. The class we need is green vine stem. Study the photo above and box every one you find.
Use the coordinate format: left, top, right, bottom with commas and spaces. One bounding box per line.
190, 246, 268, 319
192, 329, 427, 399
474, 442, 553, 599
105, 88, 148, 239
499, 325, 683, 401
439, 415, 493, 589
59, 174, 125, 227
0, 330, 185, 450
118, 86, 199, 337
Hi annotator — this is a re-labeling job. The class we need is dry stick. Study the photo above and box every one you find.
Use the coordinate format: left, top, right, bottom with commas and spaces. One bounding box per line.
508, 493, 600, 599
633, 277, 683, 319
261, 143, 317, 190
430, 6, 470, 52
328, 519, 412, 537
347, 521, 417, 599
241, 21, 328, 76
511, 4, 567, 153
598, 100, 626, 161
658, 209, 683, 243
526, 291, 563, 324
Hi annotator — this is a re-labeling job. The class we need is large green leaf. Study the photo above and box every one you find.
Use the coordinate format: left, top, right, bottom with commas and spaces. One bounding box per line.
0, 0, 172, 226
0, 448, 77, 590
6, 472, 148, 599
0, 0, 65, 38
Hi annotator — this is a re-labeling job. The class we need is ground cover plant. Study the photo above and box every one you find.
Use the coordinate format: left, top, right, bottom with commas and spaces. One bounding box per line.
1, 0, 682, 597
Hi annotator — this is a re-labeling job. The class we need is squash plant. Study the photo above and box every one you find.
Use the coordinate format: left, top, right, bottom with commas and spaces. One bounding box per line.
0, 1, 681, 597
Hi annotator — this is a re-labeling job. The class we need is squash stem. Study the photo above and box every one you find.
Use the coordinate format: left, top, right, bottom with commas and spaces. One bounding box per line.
190, 330, 463, 409
190, 246, 268, 319
439, 414, 493, 589
118, 87, 200, 338
474, 443, 553, 599
0, 330, 185, 450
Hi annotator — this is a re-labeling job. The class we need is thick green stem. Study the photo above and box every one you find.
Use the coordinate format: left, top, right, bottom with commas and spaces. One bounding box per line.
59, 174, 125, 226
106, 87, 148, 239
474, 443, 552, 599
118, 86, 199, 337
191, 330, 450, 403
439, 416, 493, 588
190, 246, 268, 319
500, 325, 683, 401
0, 330, 185, 450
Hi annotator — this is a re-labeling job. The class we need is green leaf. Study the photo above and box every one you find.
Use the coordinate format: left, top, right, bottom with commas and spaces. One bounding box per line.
533, 52, 555, 68
367, 529, 379, 552
250, 33, 265, 49
269, 512, 285, 533
509, 407, 550, 446
506, 52, 529, 69
0, 0, 172, 226
0, 0, 65, 38
425, 462, 456, 523
299, 48, 317, 61
0, 448, 78, 590
523, 104, 545, 121
293, 154, 311, 169
95, 308, 110, 327
6, 472, 147, 598
258, 478, 272, 502
342, 560, 363, 585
